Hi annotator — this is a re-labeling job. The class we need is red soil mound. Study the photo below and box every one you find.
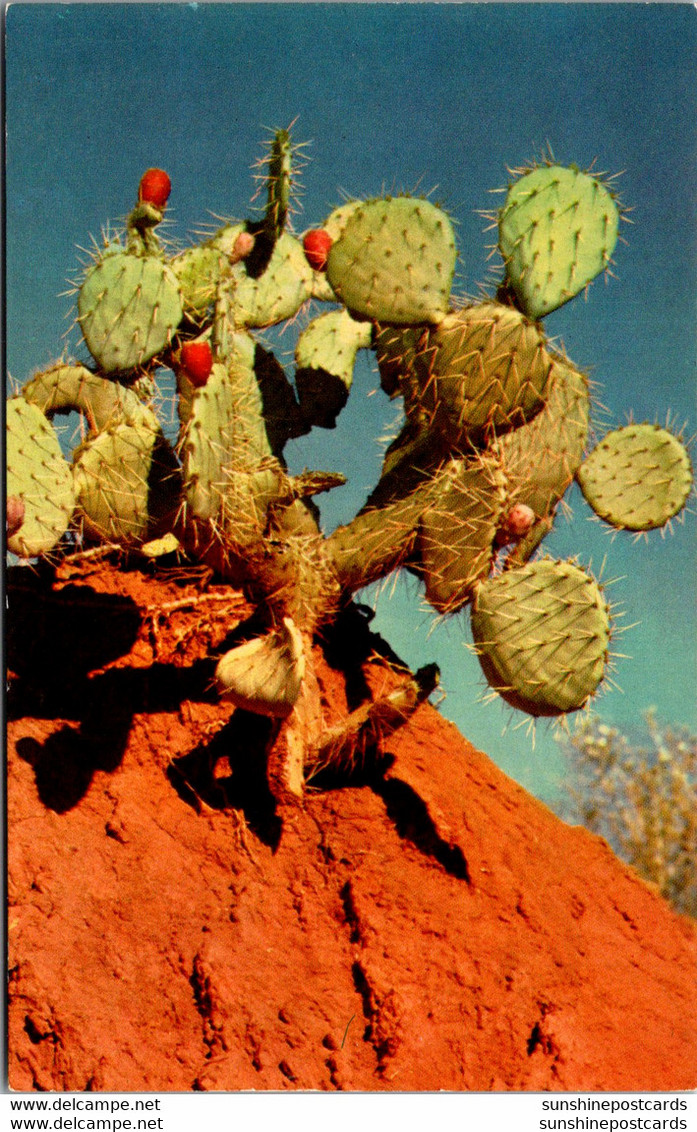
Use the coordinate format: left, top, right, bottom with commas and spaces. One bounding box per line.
6, 560, 696, 1092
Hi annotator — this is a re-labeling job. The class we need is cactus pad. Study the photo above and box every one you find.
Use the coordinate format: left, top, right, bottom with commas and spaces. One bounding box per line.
78, 249, 183, 372
416, 454, 508, 614
73, 418, 180, 545
412, 302, 553, 445
22, 363, 154, 431
6, 398, 76, 557
170, 242, 227, 318
295, 308, 373, 428
495, 354, 590, 562
326, 196, 456, 324
227, 233, 314, 329
264, 128, 293, 240
576, 423, 693, 531
471, 559, 611, 716
498, 164, 619, 320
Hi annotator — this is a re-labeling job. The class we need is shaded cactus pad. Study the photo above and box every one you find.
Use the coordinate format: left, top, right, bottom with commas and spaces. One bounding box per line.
78, 250, 183, 372
326, 196, 456, 324
295, 308, 372, 428
73, 418, 180, 545
471, 559, 610, 716
6, 398, 76, 557
416, 454, 508, 614
576, 423, 693, 531
498, 164, 619, 319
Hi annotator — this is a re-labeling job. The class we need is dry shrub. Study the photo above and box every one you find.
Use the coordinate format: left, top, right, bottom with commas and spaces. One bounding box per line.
557, 712, 696, 918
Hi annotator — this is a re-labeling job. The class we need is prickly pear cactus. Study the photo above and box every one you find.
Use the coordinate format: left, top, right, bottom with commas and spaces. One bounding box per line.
6, 124, 694, 803
576, 423, 693, 531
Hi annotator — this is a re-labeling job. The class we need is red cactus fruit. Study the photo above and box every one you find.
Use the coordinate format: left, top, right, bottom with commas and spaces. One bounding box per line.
495, 503, 536, 546
6, 495, 25, 539
303, 229, 333, 272
180, 341, 213, 388
138, 168, 172, 210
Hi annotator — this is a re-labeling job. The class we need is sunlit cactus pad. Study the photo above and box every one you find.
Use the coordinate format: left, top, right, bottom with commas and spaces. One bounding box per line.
326, 196, 456, 324
471, 559, 611, 716
22, 363, 155, 431
229, 233, 313, 328
6, 398, 76, 557
577, 423, 693, 531
498, 164, 619, 320
78, 250, 183, 372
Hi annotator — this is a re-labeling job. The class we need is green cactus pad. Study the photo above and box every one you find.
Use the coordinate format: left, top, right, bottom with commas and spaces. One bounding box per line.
471, 559, 611, 716
412, 302, 553, 446
372, 323, 426, 399
73, 418, 180, 545
6, 398, 76, 557
498, 164, 620, 320
576, 423, 693, 531
326, 196, 456, 324
215, 616, 305, 718
78, 249, 183, 372
328, 449, 483, 597
295, 309, 373, 428
181, 349, 265, 521
322, 200, 363, 243
22, 363, 154, 431
495, 354, 590, 562
170, 242, 227, 318
416, 454, 508, 614
307, 204, 364, 302
228, 233, 314, 329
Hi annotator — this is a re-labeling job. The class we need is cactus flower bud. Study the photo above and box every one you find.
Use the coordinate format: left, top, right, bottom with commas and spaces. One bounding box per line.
138, 168, 172, 210
303, 229, 333, 272
180, 341, 213, 388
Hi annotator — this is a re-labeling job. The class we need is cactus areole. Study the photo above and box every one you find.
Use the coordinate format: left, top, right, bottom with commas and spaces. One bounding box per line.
5, 126, 693, 801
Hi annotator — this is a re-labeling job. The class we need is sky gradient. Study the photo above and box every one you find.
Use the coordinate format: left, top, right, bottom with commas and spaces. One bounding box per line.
6, 3, 696, 801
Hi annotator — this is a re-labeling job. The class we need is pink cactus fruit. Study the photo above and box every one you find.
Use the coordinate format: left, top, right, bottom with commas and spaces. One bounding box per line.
6, 495, 25, 539
495, 502, 536, 546
230, 231, 255, 264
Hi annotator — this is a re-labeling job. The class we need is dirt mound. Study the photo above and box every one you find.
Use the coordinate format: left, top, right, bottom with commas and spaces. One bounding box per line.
6, 559, 696, 1092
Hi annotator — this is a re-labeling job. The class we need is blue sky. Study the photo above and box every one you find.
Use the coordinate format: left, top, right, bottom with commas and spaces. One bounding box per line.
5, 3, 696, 801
